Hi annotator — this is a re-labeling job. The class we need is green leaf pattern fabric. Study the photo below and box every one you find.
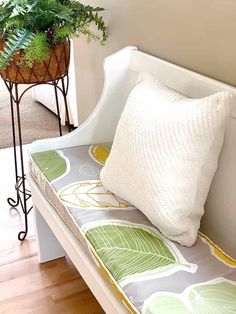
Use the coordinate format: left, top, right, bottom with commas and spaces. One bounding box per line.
31, 150, 68, 182
142, 278, 236, 314
84, 222, 197, 286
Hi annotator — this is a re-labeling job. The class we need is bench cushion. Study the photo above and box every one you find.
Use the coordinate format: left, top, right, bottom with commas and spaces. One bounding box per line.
29, 145, 236, 314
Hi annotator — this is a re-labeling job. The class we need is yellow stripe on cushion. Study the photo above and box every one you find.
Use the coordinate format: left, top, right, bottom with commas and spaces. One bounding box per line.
199, 232, 236, 267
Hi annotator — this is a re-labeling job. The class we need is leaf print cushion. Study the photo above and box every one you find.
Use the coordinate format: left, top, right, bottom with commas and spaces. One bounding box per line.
142, 278, 236, 314
83, 222, 197, 287
31, 150, 68, 182
89, 145, 110, 166
58, 180, 135, 209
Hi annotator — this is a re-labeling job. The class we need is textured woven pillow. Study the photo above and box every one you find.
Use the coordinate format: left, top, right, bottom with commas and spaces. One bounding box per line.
100, 75, 234, 247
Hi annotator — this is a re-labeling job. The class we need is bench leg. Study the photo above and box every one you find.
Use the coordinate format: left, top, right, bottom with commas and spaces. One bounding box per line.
34, 207, 65, 263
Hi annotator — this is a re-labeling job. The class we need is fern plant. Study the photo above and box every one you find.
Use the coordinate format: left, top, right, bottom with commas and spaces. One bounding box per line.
0, 0, 107, 69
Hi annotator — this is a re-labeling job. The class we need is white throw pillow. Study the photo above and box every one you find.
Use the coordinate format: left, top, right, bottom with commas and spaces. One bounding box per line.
100, 74, 234, 247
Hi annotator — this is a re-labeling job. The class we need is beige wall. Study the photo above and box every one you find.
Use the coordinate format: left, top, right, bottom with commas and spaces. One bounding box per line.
74, 0, 236, 123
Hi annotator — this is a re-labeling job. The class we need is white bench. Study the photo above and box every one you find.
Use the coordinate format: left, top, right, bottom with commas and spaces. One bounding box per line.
28, 46, 236, 313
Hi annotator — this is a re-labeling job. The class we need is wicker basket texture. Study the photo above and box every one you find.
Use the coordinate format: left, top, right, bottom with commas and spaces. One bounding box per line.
0, 40, 70, 84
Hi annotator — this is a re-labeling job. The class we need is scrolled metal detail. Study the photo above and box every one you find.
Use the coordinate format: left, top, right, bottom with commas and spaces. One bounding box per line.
3, 72, 71, 241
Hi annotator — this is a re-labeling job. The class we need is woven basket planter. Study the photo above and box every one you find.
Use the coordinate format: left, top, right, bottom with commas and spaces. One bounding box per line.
0, 39, 70, 84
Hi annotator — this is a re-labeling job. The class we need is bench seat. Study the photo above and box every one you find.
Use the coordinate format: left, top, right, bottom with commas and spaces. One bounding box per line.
29, 144, 236, 314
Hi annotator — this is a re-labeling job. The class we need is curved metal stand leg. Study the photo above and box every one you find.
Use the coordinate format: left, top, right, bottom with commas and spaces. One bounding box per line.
53, 82, 63, 136
15, 85, 28, 240
61, 76, 71, 133
7, 82, 20, 207
6, 82, 33, 241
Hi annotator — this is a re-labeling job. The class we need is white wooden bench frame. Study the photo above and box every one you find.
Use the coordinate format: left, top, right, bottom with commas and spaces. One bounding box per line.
28, 46, 236, 313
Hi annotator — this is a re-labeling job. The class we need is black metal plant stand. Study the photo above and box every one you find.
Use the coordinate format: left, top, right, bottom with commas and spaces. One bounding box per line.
3, 74, 71, 241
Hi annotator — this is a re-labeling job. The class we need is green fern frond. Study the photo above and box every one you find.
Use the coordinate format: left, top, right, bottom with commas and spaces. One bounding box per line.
0, 29, 34, 70
24, 33, 49, 67
54, 26, 72, 42
0, 0, 108, 69
37, 0, 73, 21
5, 16, 25, 30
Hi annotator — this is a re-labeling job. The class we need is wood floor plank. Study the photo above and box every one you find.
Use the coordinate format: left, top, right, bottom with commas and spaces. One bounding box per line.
0, 277, 103, 314
0, 147, 104, 313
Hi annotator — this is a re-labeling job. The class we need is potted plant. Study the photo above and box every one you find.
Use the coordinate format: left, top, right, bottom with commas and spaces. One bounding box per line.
0, 0, 107, 83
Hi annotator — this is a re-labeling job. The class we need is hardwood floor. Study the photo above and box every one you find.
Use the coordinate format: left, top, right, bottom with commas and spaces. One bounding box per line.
0, 147, 104, 314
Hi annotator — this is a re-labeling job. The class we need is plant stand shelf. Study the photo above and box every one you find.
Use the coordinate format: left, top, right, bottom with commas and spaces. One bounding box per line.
3, 75, 71, 241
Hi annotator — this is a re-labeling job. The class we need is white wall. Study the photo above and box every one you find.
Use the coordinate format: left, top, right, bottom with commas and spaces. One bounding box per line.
73, 0, 236, 123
